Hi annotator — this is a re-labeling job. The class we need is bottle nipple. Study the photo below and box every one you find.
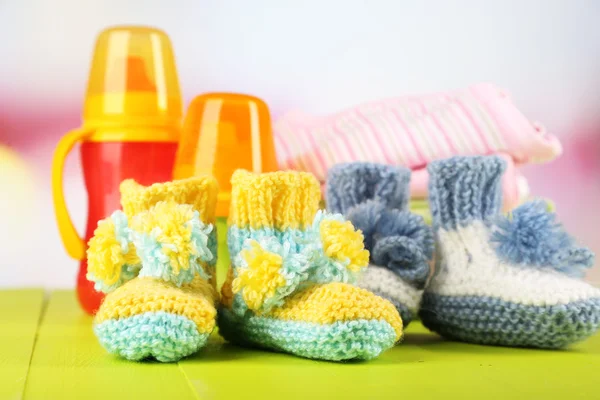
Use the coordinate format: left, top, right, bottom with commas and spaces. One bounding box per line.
82, 25, 182, 127
173, 93, 279, 216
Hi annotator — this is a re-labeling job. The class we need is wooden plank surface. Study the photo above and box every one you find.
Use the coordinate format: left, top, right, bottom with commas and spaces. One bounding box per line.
23, 290, 196, 400
179, 323, 600, 400
5, 287, 600, 400
0, 289, 45, 400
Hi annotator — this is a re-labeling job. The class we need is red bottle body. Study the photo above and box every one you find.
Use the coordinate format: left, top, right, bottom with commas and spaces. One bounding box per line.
78, 141, 177, 314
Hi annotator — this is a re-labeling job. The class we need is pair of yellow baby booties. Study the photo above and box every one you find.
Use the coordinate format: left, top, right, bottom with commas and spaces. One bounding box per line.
88, 170, 403, 362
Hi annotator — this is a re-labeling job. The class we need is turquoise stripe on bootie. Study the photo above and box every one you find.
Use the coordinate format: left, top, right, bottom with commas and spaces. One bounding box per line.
218, 308, 397, 360
94, 311, 210, 362
420, 155, 600, 349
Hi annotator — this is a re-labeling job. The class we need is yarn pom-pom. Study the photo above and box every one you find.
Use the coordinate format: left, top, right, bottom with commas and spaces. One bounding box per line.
86, 211, 141, 293
314, 210, 370, 275
230, 211, 376, 314
371, 209, 434, 289
289, 210, 369, 285
131, 201, 215, 286
232, 237, 311, 314
491, 200, 594, 277
346, 200, 385, 251
233, 239, 286, 312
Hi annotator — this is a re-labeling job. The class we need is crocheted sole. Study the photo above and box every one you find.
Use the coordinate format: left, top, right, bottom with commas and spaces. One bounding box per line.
94, 311, 210, 362
217, 308, 398, 361
419, 293, 600, 349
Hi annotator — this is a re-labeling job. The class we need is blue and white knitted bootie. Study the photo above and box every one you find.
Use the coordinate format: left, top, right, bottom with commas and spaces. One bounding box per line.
420, 155, 600, 349
327, 162, 434, 326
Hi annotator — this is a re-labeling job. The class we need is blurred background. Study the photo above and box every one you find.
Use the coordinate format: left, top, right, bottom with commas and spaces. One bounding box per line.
1, 0, 599, 288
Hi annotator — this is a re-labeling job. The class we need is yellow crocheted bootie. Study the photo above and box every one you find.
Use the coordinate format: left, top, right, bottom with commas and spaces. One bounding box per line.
87, 177, 219, 362
218, 170, 403, 361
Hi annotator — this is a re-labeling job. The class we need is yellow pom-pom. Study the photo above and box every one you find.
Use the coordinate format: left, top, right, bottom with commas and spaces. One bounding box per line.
232, 241, 286, 311
130, 201, 198, 275
87, 215, 140, 292
320, 219, 369, 272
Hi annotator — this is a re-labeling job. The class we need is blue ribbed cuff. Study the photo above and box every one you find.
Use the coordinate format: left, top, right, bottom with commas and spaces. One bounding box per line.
427, 156, 505, 230
326, 162, 411, 214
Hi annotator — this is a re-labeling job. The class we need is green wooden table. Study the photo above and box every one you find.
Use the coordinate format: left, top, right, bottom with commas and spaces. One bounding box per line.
2, 288, 599, 400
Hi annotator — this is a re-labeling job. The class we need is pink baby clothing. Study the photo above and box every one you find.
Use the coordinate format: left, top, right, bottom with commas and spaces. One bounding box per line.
273, 83, 561, 210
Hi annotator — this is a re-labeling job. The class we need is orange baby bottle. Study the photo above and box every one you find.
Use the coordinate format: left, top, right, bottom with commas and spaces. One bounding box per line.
173, 94, 278, 285
173, 93, 278, 217
52, 26, 183, 314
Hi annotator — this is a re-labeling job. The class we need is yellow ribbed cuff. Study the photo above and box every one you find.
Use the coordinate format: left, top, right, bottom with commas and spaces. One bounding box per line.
229, 170, 321, 230
120, 176, 218, 223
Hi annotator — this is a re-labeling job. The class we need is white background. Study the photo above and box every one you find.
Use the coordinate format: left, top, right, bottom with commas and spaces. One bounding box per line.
1, 0, 599, 287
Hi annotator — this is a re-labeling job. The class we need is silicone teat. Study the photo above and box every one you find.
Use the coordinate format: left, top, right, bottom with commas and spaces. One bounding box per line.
173, 93, 278, 217
83, 25, 182, 128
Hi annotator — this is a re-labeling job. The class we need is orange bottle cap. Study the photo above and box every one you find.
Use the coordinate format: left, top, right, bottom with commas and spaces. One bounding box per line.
173, 93, 279, 217
83, 25, 182, 141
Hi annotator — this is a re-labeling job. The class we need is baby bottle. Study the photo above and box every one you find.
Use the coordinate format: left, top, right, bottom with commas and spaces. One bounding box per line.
52, 26, 182, 314
173, 93, 278, 284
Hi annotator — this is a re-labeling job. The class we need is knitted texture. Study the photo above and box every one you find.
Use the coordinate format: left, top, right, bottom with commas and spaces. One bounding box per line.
491, 200, 594, 277
219, 283, 401, 361
120, 177, 218, 224
86, 210, 141, 293
420, 155, 600, 348
357, 265, 421, 325
130, 201, 216, 285
90, 177, 219, 362
95, 312, 209, 362
86, 177, 218, 292
220, 170, 402, 361
327, 162, 411, 214
326, 162, 434, 325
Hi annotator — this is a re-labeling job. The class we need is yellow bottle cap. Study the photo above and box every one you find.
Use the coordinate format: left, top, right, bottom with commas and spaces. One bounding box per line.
83, 25, 182, 141
173, 93, 279, 217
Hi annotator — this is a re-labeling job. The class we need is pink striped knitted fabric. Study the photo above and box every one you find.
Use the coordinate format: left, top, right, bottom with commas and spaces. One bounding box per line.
274, 83, 562, 210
